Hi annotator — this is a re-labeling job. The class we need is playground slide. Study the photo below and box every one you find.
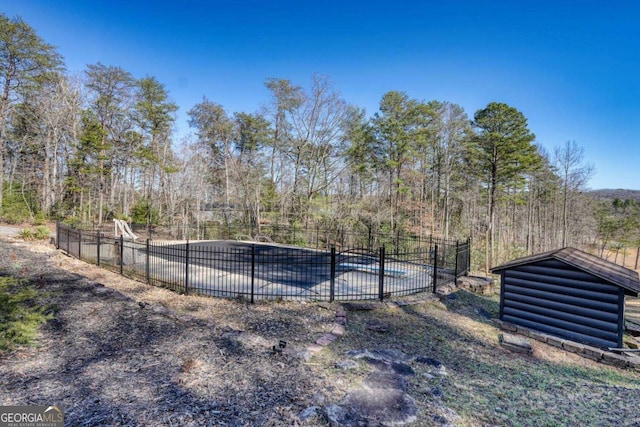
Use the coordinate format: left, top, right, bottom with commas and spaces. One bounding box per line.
114, 219, 138, 240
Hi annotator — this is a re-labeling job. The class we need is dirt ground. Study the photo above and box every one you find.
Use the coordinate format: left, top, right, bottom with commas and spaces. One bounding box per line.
2, 236, 640, 426
0, 237, 342, 426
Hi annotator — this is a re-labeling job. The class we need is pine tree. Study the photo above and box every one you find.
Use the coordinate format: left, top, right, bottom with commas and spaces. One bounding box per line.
471, 102, 539, 270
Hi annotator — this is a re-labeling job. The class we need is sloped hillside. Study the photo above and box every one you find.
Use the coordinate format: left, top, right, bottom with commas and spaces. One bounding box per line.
589, 188, 640, 203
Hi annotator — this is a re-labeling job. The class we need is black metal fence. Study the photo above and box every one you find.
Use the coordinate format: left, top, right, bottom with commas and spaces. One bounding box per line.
85, 221, 464, 255
56, 222, 470, 302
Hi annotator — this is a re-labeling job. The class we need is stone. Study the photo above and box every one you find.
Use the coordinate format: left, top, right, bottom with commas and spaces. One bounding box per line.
335, 316, 347, 326
362, 372, 408, 391
335, 359, 359, 370
343, 388, 418, 425
345, 349, 415, 376
365, 319, 390, 333
581, 345, 604, 361
527, 330, 549, 343
602, 352, 629, 368
323, 404, 360, 427
307, 344, 324, 354
151, 304, 171, 315
331, 324, 346, 336
346, 348, 409, 362
391, 362, 415, 376
562, 340, 584, 353
432, 414, 449, 424
625, 354, 640, 369
316, 333, 338, 346
299, 406, 321, 422
415, 357, 448, 376
434, 366, 448, 376
360, 356, 391, 372
236, 333, 272, 348
296, 350, 313, 362
545, 335, 566, 349
324, 389, 418, 426
93, 285, 110, 294
414, 356, 443, 368
499, 333, 533, 354
436, 286, 452, 296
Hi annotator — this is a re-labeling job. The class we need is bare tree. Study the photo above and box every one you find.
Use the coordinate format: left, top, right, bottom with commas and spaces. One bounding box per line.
554, 140, 595, 247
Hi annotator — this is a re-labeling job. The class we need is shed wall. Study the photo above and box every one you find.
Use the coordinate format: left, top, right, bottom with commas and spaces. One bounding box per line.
500, 259, 624, 348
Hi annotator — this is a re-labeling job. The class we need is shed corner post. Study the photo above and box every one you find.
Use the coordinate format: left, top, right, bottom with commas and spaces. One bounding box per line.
498, 271, 505, 321
617, 288, 626, 348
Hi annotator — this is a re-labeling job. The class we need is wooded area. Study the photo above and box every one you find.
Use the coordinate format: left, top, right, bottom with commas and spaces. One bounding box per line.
1, 13, 638, 272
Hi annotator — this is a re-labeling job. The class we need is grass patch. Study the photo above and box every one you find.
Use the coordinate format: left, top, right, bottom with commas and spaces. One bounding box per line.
0, 275, 52, 351
329, 292, 640, 426
17, 225, 51, 241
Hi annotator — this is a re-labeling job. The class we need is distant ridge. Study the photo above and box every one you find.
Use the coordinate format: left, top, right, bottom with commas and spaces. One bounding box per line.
589, 189, 640, 203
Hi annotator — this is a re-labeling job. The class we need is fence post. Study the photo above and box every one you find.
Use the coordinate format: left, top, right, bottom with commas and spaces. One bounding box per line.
378, 246, 386, 301
442, 242, 447, 274
454, 241, 460, 286
56, 222, 60, 249
145, 239, 150, 284
185, 241, 190, 295
330, 246, 336, 302
97, 232, 101, 266
432, 244, 438, 294
119, 235, 124, 275
467, 237, 471, 275
251, 244, 255, 304
67, 227, 70, 254
78, 230, 82, 260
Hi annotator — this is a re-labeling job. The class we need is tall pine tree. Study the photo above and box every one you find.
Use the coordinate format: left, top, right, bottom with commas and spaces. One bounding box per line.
471, 102, 538, 270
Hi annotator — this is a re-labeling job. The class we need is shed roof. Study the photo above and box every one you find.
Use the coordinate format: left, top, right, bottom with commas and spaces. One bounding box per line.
491, 247, 640, 295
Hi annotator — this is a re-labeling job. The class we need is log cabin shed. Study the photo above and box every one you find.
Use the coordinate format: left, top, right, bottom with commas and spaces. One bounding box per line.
491, 247, 640, 349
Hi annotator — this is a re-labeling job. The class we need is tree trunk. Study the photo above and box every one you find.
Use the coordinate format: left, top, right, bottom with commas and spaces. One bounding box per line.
488, 158, 497, 270
0, 147, 4, 212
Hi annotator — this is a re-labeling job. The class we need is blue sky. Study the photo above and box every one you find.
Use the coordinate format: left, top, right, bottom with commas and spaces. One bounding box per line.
3, 0, 639, 189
